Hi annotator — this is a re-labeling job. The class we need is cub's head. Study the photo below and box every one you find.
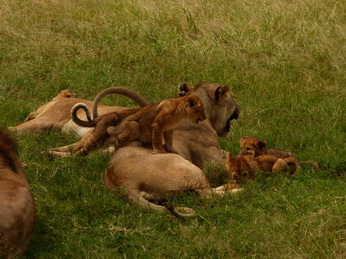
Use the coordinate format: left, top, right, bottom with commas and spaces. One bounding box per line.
226, 152, 255, 183
240, 136, 267, 156
178, 82, 240, 138
185, 96, 206, 123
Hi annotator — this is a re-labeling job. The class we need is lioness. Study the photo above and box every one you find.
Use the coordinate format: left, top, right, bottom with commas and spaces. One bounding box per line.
226, 151, 300, 184
104, 147, 241, 218
151, 82, 238, 168
239, 136, 319, 169
0, 128, 36, 257
105, 82, 240, 167
10, 87, 149, 136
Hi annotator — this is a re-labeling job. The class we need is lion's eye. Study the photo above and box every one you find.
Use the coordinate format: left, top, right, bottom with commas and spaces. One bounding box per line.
243, 172, 248, 177
245, 147, 251, 151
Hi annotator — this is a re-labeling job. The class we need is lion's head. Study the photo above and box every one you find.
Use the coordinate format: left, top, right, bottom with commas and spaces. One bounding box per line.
178, 82, 240, 138
226, 152, 255, 184
240, 136, 267, 156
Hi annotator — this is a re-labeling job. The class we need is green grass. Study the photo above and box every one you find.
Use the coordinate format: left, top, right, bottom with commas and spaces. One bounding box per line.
1, 0, 345, 258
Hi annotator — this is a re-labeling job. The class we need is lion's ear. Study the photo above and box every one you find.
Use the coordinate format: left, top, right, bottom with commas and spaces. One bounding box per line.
178, 83, 193, 97
226, 152, 233, 170
61, 90, 77, 98
187, 96, 197, 107
226, 151, 234, 161
215, 84, 230, 103
240, 136, 249, 144
257, 140, 267, 152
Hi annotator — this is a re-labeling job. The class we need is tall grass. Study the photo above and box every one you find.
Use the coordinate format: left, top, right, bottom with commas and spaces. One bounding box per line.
0, 0, 345, 257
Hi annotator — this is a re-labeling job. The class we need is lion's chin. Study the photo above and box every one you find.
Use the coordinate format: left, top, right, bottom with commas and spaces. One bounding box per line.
217, 130, 230, 138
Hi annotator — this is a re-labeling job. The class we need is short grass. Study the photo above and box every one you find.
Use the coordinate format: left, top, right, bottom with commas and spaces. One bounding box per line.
1, 0, 345, 258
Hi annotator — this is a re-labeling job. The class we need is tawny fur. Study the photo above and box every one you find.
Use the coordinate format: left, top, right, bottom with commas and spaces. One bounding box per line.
239, 136, 319, 170
69, 82, 240, 168
104, 147, 241, 218
107, 95, 206, 153
10, 87, 149, 136
58, 95, 205, 155
170, 82, 240, 168
66, 104, 138, 155
226, 151, 300, 184
0, 129, 35, 258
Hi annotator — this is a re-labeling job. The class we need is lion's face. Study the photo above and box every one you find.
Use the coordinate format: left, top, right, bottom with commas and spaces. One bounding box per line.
240, 136, 267, 156
226, 152, 254, 184
179, 82, 240, 138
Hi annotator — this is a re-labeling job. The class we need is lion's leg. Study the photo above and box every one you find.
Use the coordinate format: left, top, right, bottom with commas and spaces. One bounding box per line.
126, 187, 196, 218
272, 158, 291, 172
115, 121, 140, 146
72, 132, 102, 155
25, 112, 38, 121
71, 113, 123, 155
10, 118, 58, 134
284, 157, 302, 176
194, 187, 213, 198
163, 130, 174, 152
212, 184, 243, 196
126, 187, 166, 212
48, 130, 93, 156
151, 122, 165, 153
73, 126, 111, 156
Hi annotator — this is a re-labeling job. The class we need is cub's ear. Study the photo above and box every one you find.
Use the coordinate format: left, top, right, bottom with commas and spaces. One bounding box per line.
225, 152, 232, 170
215, 84, 230, 103
226, 151, 234, 160
187, 96, 197, 107
240, 136, 249, 144
178, 83, 193, 97
256, 140, 267, 152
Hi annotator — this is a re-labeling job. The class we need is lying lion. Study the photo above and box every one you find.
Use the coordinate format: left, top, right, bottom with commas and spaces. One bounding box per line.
104, 147, 242, 218
0, 128, 36, 257
10, 87, 149, 136
226, 151, 300, 184
239, 136, 319, 170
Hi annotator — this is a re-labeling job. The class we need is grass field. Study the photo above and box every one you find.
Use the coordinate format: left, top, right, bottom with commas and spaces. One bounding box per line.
1, 0, 345, 258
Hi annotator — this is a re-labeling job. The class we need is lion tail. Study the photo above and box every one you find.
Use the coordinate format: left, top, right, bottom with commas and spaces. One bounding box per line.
126, 189, 196, 219
284, 157, 301, 177
300, 160, 320, 170
71, 103, 95, 127
92, 87, 150, 118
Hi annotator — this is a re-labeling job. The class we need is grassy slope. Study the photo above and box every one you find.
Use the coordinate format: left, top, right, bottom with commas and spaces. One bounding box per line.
0, 0, 345, 258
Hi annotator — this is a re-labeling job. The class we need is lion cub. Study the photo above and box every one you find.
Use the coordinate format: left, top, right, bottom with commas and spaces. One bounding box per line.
226, 151, 299, 183
239, 136, 319, 169
108, 95, 206, 153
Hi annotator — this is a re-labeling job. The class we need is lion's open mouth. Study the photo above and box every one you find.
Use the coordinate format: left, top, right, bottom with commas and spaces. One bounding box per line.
225, 116, 232, 132
225, 105, 240, 132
